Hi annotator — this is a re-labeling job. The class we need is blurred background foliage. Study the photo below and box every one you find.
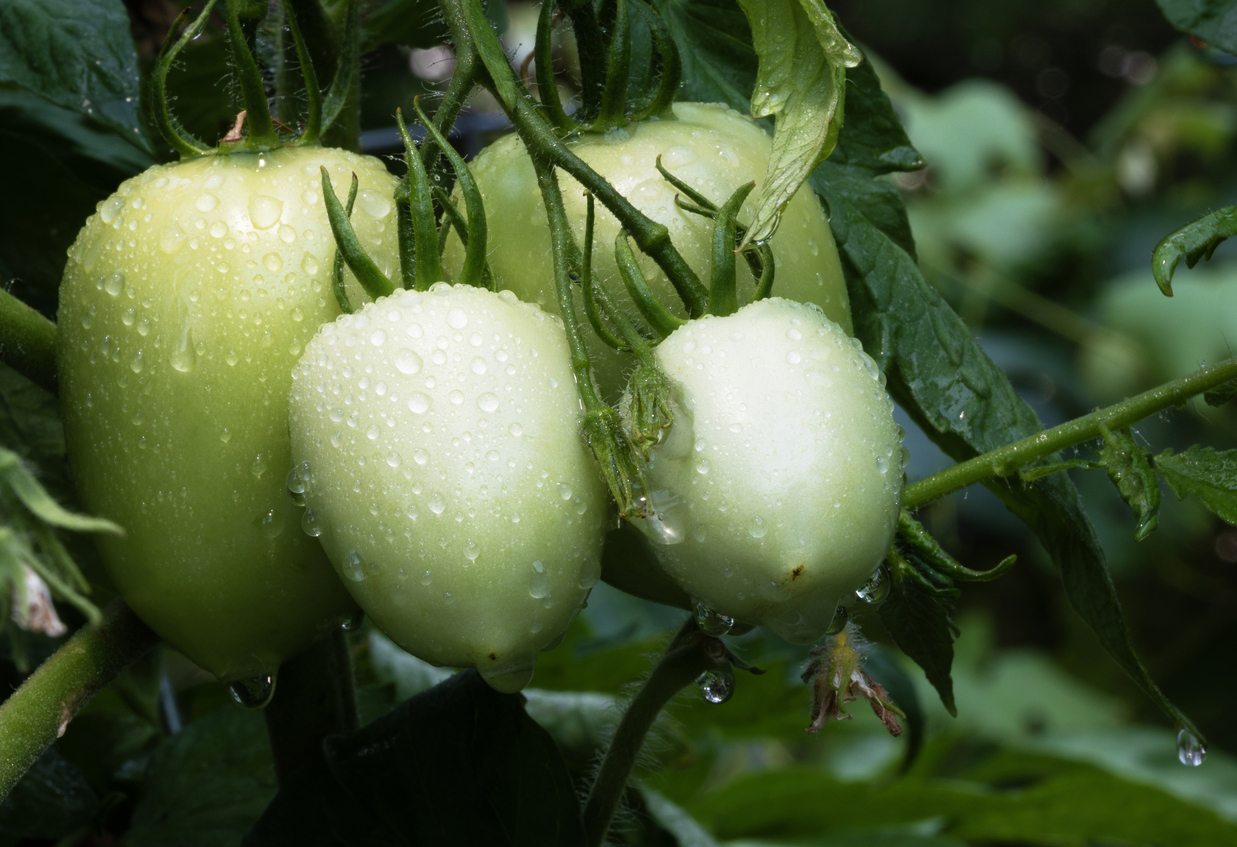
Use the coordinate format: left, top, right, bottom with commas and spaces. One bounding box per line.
2, 0, 1237, 843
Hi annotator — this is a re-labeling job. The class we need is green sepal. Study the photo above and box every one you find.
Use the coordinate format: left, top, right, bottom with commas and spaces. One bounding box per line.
331, 175, 361, 314
627, 362, 675, 459
583, 406, 650, 519
321, 168, 396, 300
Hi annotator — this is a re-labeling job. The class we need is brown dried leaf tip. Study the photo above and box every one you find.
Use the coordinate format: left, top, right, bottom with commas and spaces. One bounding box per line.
801, 623, 905, 737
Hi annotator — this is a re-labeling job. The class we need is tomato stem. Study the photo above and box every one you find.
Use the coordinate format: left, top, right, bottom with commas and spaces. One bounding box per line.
0, 289, 58, 396
330, 175, 360, 313
708, 181, 756, 317
535, 0, 580, 132
263, 629, 359, 787
615, 233, 685, 337
627, 0, 681, 122
903, 356, 1237, 510
223, 0, 279, 150
279, 0, 323, 144
152, 0, 219, 158
397, 110, 445, 291
445, 0, 710, 317
582, 618, 729, 847
593, 0, 632, 130
0, 600, 157, 803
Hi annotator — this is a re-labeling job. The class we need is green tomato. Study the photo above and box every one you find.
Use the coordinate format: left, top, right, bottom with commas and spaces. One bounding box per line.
442, 102, 852, 400
57, 145, 401, 683
288, 284, 609, 693
626, 297, 903, 644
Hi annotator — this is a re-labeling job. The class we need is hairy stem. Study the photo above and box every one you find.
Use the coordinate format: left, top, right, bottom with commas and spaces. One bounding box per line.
904, 357, 1237, 509
0, 600, 157, 801
582, 619, 726, 847
263, 629, 359, 787
0, 290, 57, 396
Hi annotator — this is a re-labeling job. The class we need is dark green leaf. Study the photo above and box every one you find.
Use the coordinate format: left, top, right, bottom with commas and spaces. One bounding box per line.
1154, 444, 1237, 525
651, 0, 758, 112
0, 747, 98, 838
879, 551, 959, 716
640, 788, 721, 847
0, 0, 150, 153
121, 707, 277, 847
1155, 0, 1237, 55
1100, 427, 1160, 541
1204, 378, 1237, 407
245, 670, 584, 846
687, 764, 1237, 846
1151, 205, 1237, 295
823, 155, 1202, 744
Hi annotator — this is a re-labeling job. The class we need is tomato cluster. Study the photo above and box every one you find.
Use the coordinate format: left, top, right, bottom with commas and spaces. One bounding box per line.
57, 105, 902, 690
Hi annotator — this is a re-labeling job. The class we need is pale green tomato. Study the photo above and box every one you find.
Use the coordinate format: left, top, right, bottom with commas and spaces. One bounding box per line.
57, 145, 400, 682
288, 284, 609, 693
442, 102, 852, 400
627, 298, 903, 644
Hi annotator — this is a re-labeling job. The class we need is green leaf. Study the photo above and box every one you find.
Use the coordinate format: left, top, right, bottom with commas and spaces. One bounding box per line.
879, 550, 959, 717
1154, 444, 1237, 525
1204, 378, 1237, 407
0, 747, 98, 838
1155, 0, 1237, 55
733, 0, 860, 247
0, 0, 150, 154
898, 512, 1016, 582
1100, 427, 1160, 541
1151, 205, 1237, 295
687, 764, 1237, 846
246, 671, 584, 845
121, 707, 277, 847
640, 788, 721, 847
651, 0, 758, 115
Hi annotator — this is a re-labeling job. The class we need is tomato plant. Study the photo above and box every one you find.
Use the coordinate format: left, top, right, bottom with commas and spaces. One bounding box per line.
1, 0, 1236, 844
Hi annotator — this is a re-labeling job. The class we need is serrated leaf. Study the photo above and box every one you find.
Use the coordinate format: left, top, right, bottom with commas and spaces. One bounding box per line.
1151, 205, 1237, 295
1100, 428, 1160, 541
733, 0, 860, 247
879, 551, 959, 716
245, 671, 584, 846
1155, 0, 1237, 55
0, 0, 150, 154
1154, 444, 1237, 525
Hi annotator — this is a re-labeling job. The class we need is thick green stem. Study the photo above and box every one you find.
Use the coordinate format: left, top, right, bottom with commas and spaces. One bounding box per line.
0, 290, 57, 395
0, 600, 157, 802
904, 357, 1237, 510
263, 629, 358, 787
582, 620, 726, 847
444, 0, 709, 317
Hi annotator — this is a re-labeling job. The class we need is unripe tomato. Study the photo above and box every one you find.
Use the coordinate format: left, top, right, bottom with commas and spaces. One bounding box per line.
57, 146, 400, 682
288, 284, 609, 693
442, 102, 852, 399
627, 297, 903, 644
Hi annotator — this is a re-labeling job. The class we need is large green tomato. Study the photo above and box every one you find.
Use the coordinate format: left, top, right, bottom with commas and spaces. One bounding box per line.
57, 146, 400, 682
442, 102, 852, 399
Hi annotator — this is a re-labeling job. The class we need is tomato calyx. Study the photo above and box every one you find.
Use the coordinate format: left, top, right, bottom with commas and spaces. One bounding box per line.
153, 0, 361, 157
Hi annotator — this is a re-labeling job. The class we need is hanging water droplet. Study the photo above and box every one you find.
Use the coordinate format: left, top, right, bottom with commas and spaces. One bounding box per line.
694, 601, 734, 637
529, 561, 551, 599
343, 549, 365, 581
286, 461, 310, 496
301, 508, 322, 537
171, 323, 197, 373
1177, 729, 1207, 767
855, 565, 890, 604
696, 667, 734, 704
228, 674, 276, 709
826, 605, 848, 635
341, 610, 364, 632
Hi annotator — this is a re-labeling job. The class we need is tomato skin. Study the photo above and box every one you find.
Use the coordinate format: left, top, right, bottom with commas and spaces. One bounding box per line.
628, 298, 903, 644
288, 284, 609, 693
57, 146, 400, 681
443, 102, 852, 399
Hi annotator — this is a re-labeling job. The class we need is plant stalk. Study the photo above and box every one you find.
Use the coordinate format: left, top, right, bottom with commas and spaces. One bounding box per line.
582, 619, 726, 847
263, 628, 359, 787
903, 356, 1237, 509
0, 600, 157, 801
0, 290, 57, 395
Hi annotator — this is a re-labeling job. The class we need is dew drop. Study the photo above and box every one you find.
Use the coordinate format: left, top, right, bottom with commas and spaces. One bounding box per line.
696, 667, 734, 704
1177, 729, 1207, 767
749, 516, 767, 539
340, 610, 364, 632
343, 549, 366, 581
856, 565, 891, 604
171, 324, 197, 373
263, 252, 283, 272
476, 392, 499, 412
104, 272, 125, 296
195, 193, 219, 212
301, 254, 319, 274
249, 195, 284, 229
694, 601, 734, 637
99, 196, 124, 224
529, 562, 551, 599
428, 494, 446, 515
228, 675, 276, 709
301, 508, 322, 536
395, 349, 423, 375
408, 392, 431, 414
355, 188, 392, 218
578, 556, 602, 589
447, 308, 468, 329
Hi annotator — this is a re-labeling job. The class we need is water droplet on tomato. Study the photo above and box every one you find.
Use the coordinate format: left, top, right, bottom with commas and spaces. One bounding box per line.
228, 674, 276, 709
696, 667, 734, 704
